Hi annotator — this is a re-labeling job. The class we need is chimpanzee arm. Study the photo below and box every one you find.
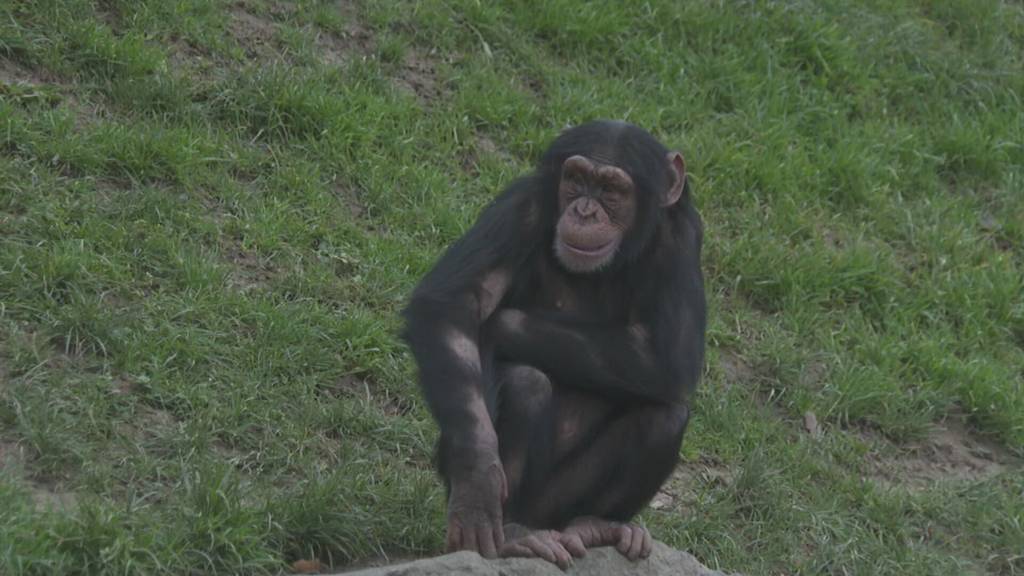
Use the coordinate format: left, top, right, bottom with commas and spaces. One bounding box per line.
403, 181, 539, 458
401, 178, 541, 556
490, 308, 700, 404
491, 222, 705, 404
490, 311, 658, 391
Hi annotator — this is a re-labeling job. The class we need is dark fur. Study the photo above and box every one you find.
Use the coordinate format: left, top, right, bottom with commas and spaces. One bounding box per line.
403, 120, 706, 529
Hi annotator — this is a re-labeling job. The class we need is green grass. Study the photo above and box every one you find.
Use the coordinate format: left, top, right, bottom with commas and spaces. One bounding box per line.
1, 0, 1022, 574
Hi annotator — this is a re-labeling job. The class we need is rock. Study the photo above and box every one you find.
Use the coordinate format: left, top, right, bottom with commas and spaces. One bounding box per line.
336, 542, 733, 576
803, 411, 821, 437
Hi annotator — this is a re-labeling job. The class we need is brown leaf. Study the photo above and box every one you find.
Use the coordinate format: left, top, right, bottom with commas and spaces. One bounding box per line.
291, 559, 322, 574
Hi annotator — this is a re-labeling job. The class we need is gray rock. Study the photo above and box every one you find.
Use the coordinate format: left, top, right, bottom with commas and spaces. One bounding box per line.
337, 542, 732, 576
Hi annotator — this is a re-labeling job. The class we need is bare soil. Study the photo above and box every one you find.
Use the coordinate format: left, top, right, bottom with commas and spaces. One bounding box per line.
0, 439, 78, 511
863, 418, 1017, 489
393, 48, 446, 103
229, 5, 280, 59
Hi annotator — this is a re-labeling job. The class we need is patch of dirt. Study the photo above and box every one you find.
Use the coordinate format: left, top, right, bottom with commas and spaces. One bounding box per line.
0, 440, 23, 470
864, 418, 1018, 489
0, 439, 78, 511
1, 58, 63, 110
323, 375, 414, 417
717, 349, 756, 389
460, 132, 516, 175
223, 242, 277, 293
329, 374, 366, 396
649, 456, 734, 513
978, 214, 1014, 253
331, 181, 393, 237
229, 5, 281, 59
165, 38, 217, 78
315, 8, 375, 67
474, 133, 501, 156
521, 74, 546, 99
1, 57, 104, 130
110, 374, 136, 396
377, 389, 415, 417
212, 440, 268, 476
392, 48, 447, 104
29, 478, 78, 511
93, 2, 121, 28
49, 331, 98, 360
333, 182, 367, 220
0, 57, 54, 86
817, 224, 844, 251
798, 359, 828, 388
0, 344, 8, 389
120, 403, 179, 443
343, 552, 427, 573
316, 29, 371, 67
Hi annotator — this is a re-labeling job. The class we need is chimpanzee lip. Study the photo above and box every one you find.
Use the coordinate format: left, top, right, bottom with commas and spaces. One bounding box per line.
563, 239, 615, 257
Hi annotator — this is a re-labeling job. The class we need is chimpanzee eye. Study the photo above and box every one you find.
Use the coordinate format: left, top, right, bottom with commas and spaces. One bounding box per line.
603, 179, 627, 200
564, 172, 588, 197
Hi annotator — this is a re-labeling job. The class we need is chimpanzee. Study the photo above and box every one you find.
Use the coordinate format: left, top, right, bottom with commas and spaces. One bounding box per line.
402, 120, 705, 568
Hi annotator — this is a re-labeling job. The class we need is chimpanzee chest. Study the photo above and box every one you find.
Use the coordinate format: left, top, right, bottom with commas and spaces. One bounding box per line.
507, 256, 628, 323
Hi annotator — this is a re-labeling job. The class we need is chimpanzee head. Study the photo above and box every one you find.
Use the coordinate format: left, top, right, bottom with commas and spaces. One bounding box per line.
538, 120, 687, 274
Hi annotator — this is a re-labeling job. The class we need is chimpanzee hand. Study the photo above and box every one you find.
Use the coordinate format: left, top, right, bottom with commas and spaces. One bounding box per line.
446, 459, 507, 558
560, 516, 653, 561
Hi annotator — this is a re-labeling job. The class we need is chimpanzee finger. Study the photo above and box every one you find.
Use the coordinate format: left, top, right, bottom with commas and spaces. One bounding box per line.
500, 541, 534, 558
493, 521, 505, 550
534, 533, 571, 570
641, 527, 653, 558
560, 532, 587, 558
626, 526, 644, 560
446, 524, 462, 553
463, 524, 479, 554
546, 540, 572, 570
616, 525, 632, 556
477, 524, 497, 559
524, 536, 558, 565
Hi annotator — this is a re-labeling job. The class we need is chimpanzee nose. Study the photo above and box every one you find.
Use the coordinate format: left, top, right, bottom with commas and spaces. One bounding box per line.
575, 198, 598, 217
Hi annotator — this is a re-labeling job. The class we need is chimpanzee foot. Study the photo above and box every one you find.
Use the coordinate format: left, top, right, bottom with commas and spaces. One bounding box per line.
560, 516, 653, 561
499, 523, 584, 569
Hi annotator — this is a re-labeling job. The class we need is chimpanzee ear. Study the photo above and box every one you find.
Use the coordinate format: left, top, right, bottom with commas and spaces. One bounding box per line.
662, 151, 687, 207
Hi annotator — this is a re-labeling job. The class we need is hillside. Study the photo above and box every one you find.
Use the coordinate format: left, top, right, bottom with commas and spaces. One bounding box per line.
1, 1, 1022, 574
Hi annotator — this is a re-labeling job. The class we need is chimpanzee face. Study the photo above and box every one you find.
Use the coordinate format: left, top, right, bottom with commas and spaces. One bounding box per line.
553, 155, 637, 273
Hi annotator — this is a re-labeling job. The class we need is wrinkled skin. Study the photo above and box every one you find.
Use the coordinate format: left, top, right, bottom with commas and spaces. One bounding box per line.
560, 516, 653, 561
500, 523, 584, 570
498, 517, 652, 568
553, 155, 636, 273
446, 459, 507, 558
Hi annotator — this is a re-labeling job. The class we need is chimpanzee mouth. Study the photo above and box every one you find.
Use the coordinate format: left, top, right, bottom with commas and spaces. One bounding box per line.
563, 239, 615, 258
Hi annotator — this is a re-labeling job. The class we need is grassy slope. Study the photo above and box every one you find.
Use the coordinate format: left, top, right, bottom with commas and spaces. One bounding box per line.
1, 0, 1022, 574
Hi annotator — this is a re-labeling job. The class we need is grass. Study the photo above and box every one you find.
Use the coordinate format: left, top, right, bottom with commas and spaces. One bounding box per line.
0, 0, 1022, 574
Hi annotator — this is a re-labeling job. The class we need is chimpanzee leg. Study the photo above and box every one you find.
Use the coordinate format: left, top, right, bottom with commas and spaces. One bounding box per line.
492, 363, 554, 503
492, 364, 584, 570
519, 392, 689, 529
487, 365, 688, 529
